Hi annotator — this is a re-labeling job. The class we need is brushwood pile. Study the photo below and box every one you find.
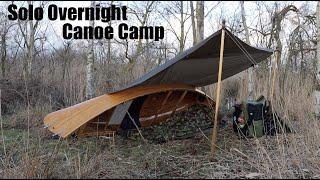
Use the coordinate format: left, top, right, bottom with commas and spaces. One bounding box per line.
141, 104, 214, 143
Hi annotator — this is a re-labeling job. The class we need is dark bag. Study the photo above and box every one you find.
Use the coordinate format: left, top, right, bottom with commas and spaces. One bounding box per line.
232, 97, 266, 137
232, 96, 291, 138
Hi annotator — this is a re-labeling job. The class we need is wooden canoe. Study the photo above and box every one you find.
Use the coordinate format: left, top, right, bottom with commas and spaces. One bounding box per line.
43, 83, 214, 138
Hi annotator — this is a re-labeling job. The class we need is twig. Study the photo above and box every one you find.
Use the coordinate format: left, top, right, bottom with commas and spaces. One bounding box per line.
126, 111, 147, 143
198, 127, 210, 142
230, 148, 261, 171
230, 148, 250, 160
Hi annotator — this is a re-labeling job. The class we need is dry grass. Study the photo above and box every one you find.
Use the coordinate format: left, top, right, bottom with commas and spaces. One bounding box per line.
1, 54, 319, 178
1, 120, 319, 179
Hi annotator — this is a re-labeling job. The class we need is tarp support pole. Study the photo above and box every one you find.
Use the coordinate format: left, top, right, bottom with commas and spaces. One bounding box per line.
211, 21, 226, 159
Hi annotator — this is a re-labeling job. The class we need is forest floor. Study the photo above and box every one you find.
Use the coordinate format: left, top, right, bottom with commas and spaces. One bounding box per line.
1, 110, 319, 179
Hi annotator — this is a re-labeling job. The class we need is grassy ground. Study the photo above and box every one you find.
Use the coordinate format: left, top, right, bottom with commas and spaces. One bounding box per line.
1, 109, 319, 179
1, 74, 320, 178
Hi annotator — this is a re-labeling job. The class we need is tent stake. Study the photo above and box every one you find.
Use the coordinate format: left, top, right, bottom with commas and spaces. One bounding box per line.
211, 20, 226, 159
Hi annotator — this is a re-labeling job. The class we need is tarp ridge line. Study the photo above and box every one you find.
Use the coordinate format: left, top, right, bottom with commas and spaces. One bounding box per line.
225, 29, 258, 65
225, 30, 257, 65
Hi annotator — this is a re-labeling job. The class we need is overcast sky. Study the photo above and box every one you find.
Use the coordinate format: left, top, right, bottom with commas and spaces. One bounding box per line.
1, 1, 317, 53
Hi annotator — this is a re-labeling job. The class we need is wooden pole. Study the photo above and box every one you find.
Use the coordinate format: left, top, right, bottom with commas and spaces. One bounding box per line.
211, 20, 226, 158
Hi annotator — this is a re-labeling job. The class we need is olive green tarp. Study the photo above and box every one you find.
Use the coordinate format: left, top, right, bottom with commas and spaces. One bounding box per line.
112, 28, 273, 93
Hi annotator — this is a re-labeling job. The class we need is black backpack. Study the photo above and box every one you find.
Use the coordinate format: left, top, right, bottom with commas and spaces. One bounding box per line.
232, 96, 291, 137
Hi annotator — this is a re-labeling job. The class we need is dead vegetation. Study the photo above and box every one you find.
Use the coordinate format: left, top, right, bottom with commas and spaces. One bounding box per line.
1, 117, 319, 178
0, 1, 319, 179
0, 70, 320, 178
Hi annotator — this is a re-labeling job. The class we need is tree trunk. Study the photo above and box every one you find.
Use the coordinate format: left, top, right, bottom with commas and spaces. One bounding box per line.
269, 4, 298, 98
286, 26, 299, 72
107, 2, 113, 62
196, 1, 205, 92
27, 21, 34, 76
179, 1, 184, 52
26, 1, 35, 77
190, 1, 197, 45
240, 1, 254, 100
240, 1, 250, 44
86, 1, 95, 100
270, 5, 298, 67
317, 2, 320, 82
196, 1, 204, 43
315, 1, 320, 116
1, 33, 6, 77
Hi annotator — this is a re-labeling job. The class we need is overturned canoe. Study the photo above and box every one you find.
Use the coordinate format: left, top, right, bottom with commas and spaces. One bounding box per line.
43, 28, 273, 138
44, 83, 214, 138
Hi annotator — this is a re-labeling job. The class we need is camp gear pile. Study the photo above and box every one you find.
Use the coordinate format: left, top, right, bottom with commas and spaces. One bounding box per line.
232, 96, 291, 138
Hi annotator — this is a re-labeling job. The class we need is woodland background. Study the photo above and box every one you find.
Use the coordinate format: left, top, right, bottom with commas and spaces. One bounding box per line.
0, 1, 319, 178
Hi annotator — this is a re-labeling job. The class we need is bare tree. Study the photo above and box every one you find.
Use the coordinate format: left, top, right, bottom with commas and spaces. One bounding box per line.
180, 1, 185, 52
131, 1, 156, 57
196, 1, 204, 43
0, 27, 6, 77
86, 1, 95, 99
315, 1, 320, 115
97, 1, 113, 63
107, 1, 113, 63
0, 11, 15, 77
317, 2, 320, 81
159, 2, 190, 53
240, 1, 250, 44
118, 1, 157, 79
190, 1, 197, 46
240, 1, 254, 100
18, 1, 45, 77
269, 4, 298, 62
